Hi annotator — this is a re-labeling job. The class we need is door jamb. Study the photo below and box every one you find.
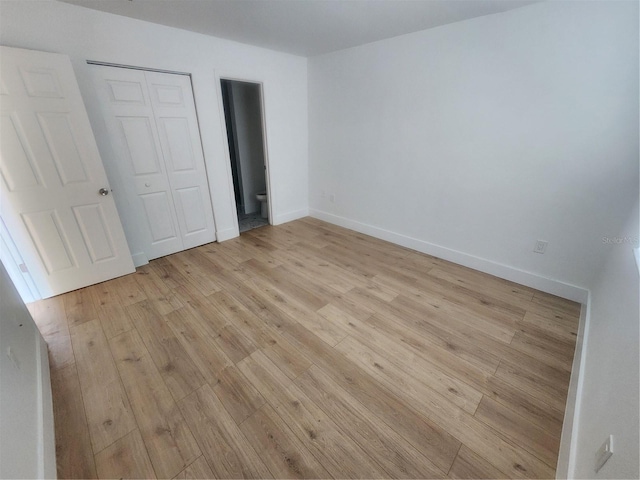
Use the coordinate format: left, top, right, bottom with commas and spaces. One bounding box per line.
216, 75, 273, 234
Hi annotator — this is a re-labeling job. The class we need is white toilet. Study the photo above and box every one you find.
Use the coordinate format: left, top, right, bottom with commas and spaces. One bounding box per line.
256, 192, 268, 219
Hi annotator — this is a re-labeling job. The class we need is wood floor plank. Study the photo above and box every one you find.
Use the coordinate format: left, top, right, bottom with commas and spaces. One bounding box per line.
494, 361, 568, 412
178, 384, 273, 479
296, 366, 446, 479
110, 273, 146, 307
166, 306, 234, 385
427, 266, 535, 308
64, 288, 98, 328
318, 242, 393, 279
29, 296, 74, 371
349, 288, 501, 374
485, 375, 565, 438
126, 301, 206, 401
317, 303, 482, 414
274, 322, 462, 472
173, 456, 215, 479
530, 291, 581, 317
375, 270, 527, 323
134, 267, 184, 316
518, 310, 578, 343
215, 323, 259, 364
275, 383, 388, 479
244, 227, 298, 250
245, 258, 329, 311
340, 290, 566, 439
448, 445, 508, 479
206, 290, 279, 347
212, 365, 266, 424
109, 329, 201, 479
166, 250, 224, 296
474, 396, 560, 468
28, 295, 66, 336
244, 275, 349, 346
94, 429, 156, 480
499, 352, 570, 396
88, 281, 120, 309
262, 335, 312, 380
509, 330, 575, 372
216, 237, 256, 264
237, 349, 297, 408
522, 299, 580, 324
50, 363, 97, 479
69, 319, 136, 453
95, 301, 132, 340
392, 292, 515, 345
171, 285, 229, 334
337, 335, 556, 478
239, 404, 331, 479
268, 246, 355, 294
356, 308, 497, 387
190, 245, 254, 283
147, 256, 190, 290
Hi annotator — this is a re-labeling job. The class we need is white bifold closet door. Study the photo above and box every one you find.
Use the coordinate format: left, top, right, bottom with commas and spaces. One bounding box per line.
89, 65, 215, 263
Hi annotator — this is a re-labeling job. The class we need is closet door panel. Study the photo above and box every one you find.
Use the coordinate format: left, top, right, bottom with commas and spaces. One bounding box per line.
89, 66, 184, 261
146, 71, 216, 249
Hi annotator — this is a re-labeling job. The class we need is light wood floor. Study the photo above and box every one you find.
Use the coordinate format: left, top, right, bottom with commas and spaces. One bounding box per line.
29, 217, 580, 479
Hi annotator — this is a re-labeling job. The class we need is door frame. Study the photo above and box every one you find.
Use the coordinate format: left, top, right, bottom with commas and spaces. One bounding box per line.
216, 74, 273, 234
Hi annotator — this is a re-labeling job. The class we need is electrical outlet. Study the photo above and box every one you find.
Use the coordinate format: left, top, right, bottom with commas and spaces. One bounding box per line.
321, 190, 326, 199
534, 240, 548, 254
594, 435, 613, 473
329, 194, 335, 203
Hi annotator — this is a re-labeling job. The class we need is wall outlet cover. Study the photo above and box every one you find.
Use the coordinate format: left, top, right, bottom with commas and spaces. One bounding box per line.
534, 240, 548, 254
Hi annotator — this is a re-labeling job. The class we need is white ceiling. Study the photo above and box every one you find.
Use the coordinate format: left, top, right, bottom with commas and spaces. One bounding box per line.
59, 0, 540, 57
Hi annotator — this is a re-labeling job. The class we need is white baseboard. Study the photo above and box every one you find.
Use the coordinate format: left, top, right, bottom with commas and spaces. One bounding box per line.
272, 208, 309, 226
130, 252, 149, 268
36, 330, 56, 479
216, 227, 238, 242
309, 209, 589, 303
556, 300, 590, 478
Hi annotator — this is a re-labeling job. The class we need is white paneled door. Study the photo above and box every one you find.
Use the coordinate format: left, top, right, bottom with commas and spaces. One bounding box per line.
0, 46, 135, 299
89, 65, 216, 263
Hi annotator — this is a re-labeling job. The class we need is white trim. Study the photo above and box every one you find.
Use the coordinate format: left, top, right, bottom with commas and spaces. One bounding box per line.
309, 209, 589, 303
35, 330, 56, 479
216, 227, 239, 242
556, 299, 590, 479
273, 208, 309, 226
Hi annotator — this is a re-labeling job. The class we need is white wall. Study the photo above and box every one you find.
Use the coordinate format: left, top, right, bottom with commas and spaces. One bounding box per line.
230, 82, 267, 214
569, 199, 639, 479
0, 261, 55, 479
308, 0, 638, 297
0, 0, 308, 244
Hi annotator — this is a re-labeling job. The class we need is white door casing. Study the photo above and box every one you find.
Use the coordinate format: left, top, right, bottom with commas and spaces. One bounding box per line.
0, 46, 135, 299
88, 65, 216, 263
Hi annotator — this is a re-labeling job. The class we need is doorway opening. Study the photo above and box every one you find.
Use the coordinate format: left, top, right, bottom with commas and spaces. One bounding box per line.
220, 79, 270, 233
